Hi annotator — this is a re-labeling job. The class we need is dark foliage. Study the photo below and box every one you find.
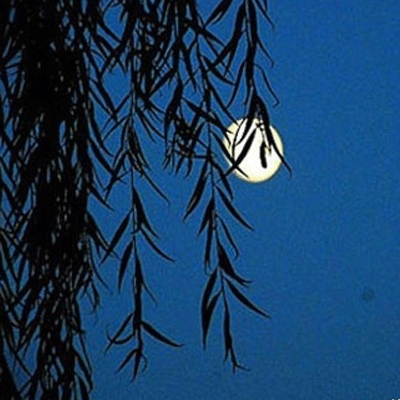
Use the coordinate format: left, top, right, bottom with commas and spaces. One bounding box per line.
0, 0, 289, 398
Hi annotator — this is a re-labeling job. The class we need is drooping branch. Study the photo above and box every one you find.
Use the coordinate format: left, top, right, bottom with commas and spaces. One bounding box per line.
0, 0, 287, 395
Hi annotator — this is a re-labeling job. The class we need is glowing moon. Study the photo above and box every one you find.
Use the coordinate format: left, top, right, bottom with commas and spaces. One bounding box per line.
224, 118, 284, 183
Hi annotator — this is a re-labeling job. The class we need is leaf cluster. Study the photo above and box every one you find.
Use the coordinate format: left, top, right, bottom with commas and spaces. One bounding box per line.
0, 0, 113, 397
0, 0, 287, 395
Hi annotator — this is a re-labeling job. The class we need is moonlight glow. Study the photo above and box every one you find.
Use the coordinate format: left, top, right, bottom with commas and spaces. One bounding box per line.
224, 118, 284, 183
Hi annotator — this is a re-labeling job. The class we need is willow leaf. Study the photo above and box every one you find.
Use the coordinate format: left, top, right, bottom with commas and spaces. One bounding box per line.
256, 95, 292, 175
201, 269, 218, 312
101, 213, 130, 263
219, 218, 239, 259
204, 222, 213, 268
253, 0, 275, 29
142, 321, 182, 347
204, 56, 233, 85
117, 348, 137, 373
217, 187, 253, 230
201, 268, 218, 345
132, 352, 147, 381
225, 127, 256, 177
226, 280, 270, 318
105, 312, 133, 352
93, 79, 116, 116
184, 158, 208, 220
223, 307, 232, 360
212, 160, 233, 199
212, 132, 248, 178
165, 80, 183, 134
207, 0, 234, 24
141, 229, 174, 262
260, 141, 267, 168
259, 66, 279, 105
89, 137, 113, 174
133, 187, 158, 237
226, 4, 246, 71
78, 377, 89, 400
202, 292, 221, 348
217, 242, 250, 286
118, 242, 133, 292
185, 100, 226, 132
198, 198, 214, 235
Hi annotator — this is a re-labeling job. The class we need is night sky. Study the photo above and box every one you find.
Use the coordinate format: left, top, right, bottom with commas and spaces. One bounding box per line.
84, 1, 400, 398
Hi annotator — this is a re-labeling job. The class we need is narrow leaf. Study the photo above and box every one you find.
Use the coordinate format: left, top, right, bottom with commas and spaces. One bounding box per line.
142, 321, 182, 347
105, 312, 133, 352
75, 349, 92, 385
141, 229, 174, 262
254, 0, 275, 28
212, 4, 245, 70
212, 132, 248, 178
132, 351, 147, 381
117, 348, 137, 372
218, 242, 250, 285
141, 170, 169, 204
260, 141, 267, 168
204, 222, 213, 268
89, 137, 113, 174
133, 187, 158, 237
256, 95, 292, 175
212, 160, 233, 199
223, 307, 232, 360
185, 100, 226, 132
106, 334, 134, 346
201, 268, 217, 347
227, 61, 245, 107
101, 213, 130, 263
118, 242, 133, 292
207, 0, 234, 24
198, 198, 214, 235
94, 78, 116, 115
259, 62, 279, 102
204, 57, 233, 85
184, 159, 208, 220
202, 292, 221, 348
225, 4, 246, 71
78, 377, 89, 400
165, 80, 183, 133
226, 126, 256, 176
217, 187, 253, 230
219, 218, 239, 258
227, 280, 270, 318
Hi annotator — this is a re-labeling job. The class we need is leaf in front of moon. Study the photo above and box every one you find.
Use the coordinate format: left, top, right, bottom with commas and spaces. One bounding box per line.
260, 141, 267, 168
225, 127, 256, 177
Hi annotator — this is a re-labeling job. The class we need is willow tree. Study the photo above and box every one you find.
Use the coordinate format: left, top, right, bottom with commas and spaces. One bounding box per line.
0, 0, 288, 398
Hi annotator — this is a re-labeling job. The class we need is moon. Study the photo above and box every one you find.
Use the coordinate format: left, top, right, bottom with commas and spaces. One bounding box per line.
223, 118, 284, 183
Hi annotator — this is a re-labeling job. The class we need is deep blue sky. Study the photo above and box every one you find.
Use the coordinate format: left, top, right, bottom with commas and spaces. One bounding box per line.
85, 1, 400, 399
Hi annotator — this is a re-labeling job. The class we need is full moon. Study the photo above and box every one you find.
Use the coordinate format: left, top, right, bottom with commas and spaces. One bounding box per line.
223, 118, 284, 183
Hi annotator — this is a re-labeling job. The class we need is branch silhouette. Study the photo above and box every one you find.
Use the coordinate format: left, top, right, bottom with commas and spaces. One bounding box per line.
0, 0, 289, 398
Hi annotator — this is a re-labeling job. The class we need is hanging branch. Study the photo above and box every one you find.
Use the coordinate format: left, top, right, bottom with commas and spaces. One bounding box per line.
0, 0, 110, 398
104, 117, 181, 381
0, 0, 289, 394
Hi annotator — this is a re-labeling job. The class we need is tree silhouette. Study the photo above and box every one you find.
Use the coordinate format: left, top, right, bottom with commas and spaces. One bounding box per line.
0, 0, 289, 398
